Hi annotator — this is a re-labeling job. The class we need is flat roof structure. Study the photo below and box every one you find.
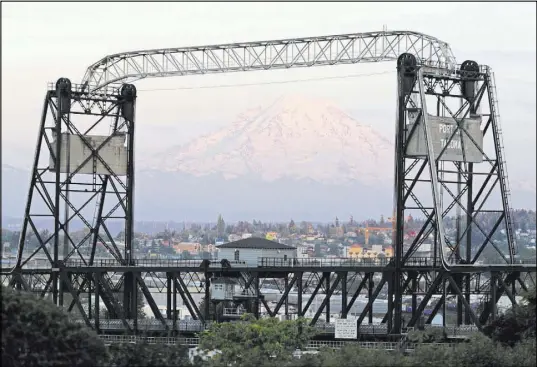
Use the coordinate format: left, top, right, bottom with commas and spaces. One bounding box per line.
217, 238, 296, 250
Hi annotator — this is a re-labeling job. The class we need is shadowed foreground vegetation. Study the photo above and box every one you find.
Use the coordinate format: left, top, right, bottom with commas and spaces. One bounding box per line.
1, 286, 535, 366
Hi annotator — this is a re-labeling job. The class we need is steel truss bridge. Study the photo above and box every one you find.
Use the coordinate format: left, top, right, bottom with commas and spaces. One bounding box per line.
2, 30, 536, 339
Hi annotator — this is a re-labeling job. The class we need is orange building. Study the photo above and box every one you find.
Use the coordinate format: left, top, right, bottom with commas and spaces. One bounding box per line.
173, 242, 201, 254
348, 245, 363, 257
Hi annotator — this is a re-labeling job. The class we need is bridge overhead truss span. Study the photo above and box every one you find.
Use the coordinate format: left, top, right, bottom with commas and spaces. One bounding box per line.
82, 31, 456, 91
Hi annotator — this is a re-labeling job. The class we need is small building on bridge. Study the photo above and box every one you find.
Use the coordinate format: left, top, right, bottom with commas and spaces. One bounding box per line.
210, 277, 238, 301
216, 237, 297, 267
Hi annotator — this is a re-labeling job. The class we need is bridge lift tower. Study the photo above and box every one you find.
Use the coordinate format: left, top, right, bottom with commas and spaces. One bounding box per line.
2, 30, 534, 336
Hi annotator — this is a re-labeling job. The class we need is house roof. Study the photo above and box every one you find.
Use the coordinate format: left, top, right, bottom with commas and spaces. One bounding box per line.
217, 237, 296, 250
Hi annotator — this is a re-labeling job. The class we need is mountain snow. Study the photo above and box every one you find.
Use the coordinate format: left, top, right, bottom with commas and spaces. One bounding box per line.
149, 95, 394, 186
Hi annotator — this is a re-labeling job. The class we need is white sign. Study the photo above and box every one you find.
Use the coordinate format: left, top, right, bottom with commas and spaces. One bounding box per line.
335, 319, 357, 339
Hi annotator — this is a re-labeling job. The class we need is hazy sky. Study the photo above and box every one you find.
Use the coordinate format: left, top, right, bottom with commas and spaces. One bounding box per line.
2, 2, 536, 187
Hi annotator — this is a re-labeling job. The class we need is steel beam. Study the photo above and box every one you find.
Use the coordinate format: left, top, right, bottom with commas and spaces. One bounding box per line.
82, 31, 456, 91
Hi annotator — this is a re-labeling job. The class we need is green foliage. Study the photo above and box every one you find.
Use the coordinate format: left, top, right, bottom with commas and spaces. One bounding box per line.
198, 298, 224, 320
294, 345, 405, 367
411, 333, 535, 367
406, 327, 447, 343
196, 314, 316, 366
106, 341, 190, 367
483, 286, 536, 345
1, 286, 107, 367
3, 283, 536, 367
216, 215, 226, 238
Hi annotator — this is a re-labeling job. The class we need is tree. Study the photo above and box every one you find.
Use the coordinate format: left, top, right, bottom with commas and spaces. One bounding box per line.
1, 286, 107, 366
136, 289, 146, 320
115, 230, 126, 242
8, 230, 21, 248
483, 286, 536, 345
180, 231, 190, 242
294, 345, 404, 367
157, 229, 176, 241
197, 314, 317, 366
314, 243, 322, 257
181, 250, 193, 260
288, 219, 296, 234
411, 333, 534, 367
198, 298, 224, 321
160, 244, 176, 256
216, 215, 225, 238
106, 341, 190, 367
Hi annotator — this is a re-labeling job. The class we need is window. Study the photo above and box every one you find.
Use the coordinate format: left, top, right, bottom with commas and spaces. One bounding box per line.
234, 250, 240, 261
214, 284, 223, 291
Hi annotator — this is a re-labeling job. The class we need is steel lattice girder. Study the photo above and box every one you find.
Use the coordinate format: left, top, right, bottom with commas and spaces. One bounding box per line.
81, 30, 456, 91
2, 267, 534, 336
7, 81, 136, 308
388, 55, 520, 335
395, 64, 516, 267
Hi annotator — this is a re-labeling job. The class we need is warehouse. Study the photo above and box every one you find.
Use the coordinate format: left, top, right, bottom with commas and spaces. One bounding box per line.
216, 237, 297, 267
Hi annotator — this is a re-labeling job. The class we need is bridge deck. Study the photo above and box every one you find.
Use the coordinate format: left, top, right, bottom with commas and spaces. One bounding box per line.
2, 257, 535, 274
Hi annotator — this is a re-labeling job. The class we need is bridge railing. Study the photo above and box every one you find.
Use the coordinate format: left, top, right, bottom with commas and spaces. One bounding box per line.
71, 318, 210, 332
63, 259, 249, 268
99, 335, 199, 346
98, 334, 459, 352
423, 324, 479, 336
4, 256, 534, 271
258, 257, 395, 268
223, 308, 246, 317
310, 322, 389, 335
83, 319, 480, 336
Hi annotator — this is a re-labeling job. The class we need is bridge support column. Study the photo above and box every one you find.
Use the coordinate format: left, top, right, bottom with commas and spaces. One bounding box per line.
297, 273, 303, 317
166, 273, 172, 319
341, 272, 348, 318
368, 274, 374, 324
95, 273, 100, 332
325, 272, 330, 323
204, 275, 210, 321
284, 275, 289, 316
490, 272, 497, 321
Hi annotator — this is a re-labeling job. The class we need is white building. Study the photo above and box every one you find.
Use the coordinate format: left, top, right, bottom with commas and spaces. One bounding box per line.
295, 244, 310, 259
216, 237, 297, 267
210, 278, 238, 301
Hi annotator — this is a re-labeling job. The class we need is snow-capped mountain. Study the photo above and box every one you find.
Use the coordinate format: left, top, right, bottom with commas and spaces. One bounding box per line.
146, 95, 394, 186
3, 95, 535, 222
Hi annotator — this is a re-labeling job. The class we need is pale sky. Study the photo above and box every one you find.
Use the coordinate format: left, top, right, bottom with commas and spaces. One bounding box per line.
2, 2, 536, 187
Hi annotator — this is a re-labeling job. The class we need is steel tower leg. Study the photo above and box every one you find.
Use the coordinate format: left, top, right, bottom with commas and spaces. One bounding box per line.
391, 55, 520, 334
10, 80, 140, 320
